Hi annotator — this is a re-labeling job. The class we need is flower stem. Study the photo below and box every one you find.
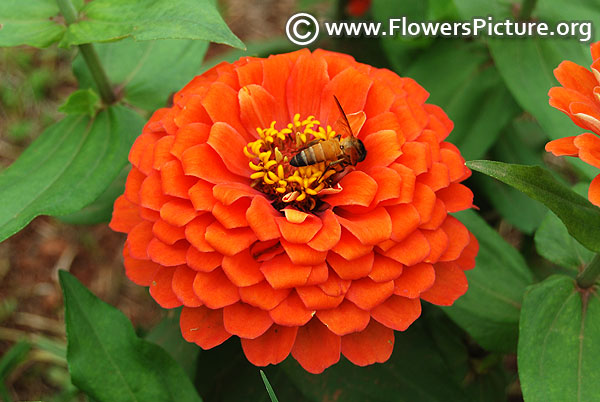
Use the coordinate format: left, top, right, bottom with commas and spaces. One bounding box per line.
519, 0, 538, 20
56, 0, 116, 105
576, 254, 600, 289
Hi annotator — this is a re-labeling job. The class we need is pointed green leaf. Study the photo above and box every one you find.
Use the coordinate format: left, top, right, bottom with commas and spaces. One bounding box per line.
467, 160, 600, 253
58, 88, 100, 116
447, 210, 534, 352
73, 38, 209, 111
260, 370, 280, 402
61, 0, 244, 49
0, 106, 143, 242
535, 211, 595, 271
518, 275, 600, 402
0, 0, 65, 48
59, 271, 202, 402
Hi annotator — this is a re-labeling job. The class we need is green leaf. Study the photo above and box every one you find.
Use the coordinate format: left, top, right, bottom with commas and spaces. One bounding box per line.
144, 309, 199, 381
518, 275, 600, 402
467, 160, 600, 253
404, 40, 520, 160
58, 89, 100, 116
0, 106, 143, 242
61, 0, 244, 49
0, 0, 65, 48
0, 340, 31, 380
58, 166, 128, 225
488, 37, 590, 144
447, 210, 534, 353
535, 211, 595, 271
260, 370, 280, 402
59, 271, 202, 402
74, 38, 209, 111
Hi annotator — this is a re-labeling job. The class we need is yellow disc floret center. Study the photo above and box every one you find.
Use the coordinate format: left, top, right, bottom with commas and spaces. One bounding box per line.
244, 114, 339, 211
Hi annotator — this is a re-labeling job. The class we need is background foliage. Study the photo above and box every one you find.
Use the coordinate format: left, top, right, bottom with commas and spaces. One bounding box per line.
1, 0, 599, 401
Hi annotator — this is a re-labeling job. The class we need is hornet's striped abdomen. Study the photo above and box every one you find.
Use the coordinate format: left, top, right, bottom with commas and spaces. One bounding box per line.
290, 138, 343, 167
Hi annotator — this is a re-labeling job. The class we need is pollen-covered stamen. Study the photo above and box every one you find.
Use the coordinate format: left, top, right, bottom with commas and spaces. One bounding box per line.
244, 114, 339, 211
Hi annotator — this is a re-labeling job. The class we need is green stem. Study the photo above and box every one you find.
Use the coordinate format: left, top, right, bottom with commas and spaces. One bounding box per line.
519, 0, 538, 20
56, 0, 116, 105
577, 254, 600, 289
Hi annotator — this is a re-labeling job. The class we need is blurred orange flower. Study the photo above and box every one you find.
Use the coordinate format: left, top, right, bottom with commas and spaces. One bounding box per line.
546, 41, 600, 206
110, 49, 478, 374
347, 0, 371, 17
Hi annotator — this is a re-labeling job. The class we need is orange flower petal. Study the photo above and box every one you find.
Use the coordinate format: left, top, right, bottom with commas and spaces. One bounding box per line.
412, 183, 436, 224
327, 251, 374, 280
185, 214, 216, 252
336, 207, 392, 245
589, 175, 600, 207
286, 53, 329, 122
212, 182, 261, 206
148, 238, 188, 266
180, 306, 231, 349
439, 147, 467, 182
129, 132, 161, 174
202, 82, 249, 141
222, 249, 264, 287
317, 299, 370, 336
320, 67, 372, 125
397, 142, 430, 175
574, 132, 600, 168
124, 167, 145, 204
123, 250, 161, 286
341, 320, 394, 366
139, 171, 169, 211
269, 291, 315, 326
160, 160, 196, 199
419, 162, 451, 191
345, 277, 395, 310
170, 123, 210, 159
182, 144, 246, 184
212, 199, 250, 229
186, 247, 221, 272
363, 79, 395, 118
149, 267, 182, 308
393, 262, 435, 298
246, 196, 281, 241
193, 269, 240, 309
436, 183, 473, 213
152, 135, 175, 170
331, 228, 373, 260
188, 179, 217, 212
456, 232, 479, 270
554, 60, 599, 98
389, 163, 416, 203
291, 318, 341, 374
223, 302, 273, 339
318, 270, 351, 297
384, 230, 430, 266
261, 254, 312, 289
420, 262, 468, 306
324, 171, 378, 207
422, 228, 449, 264
160, 199, 197, 227
127, 221, 154, 260
545, 136, 579, 156
276, 214, 322, 244
153, 219, 186, 245
205, 221, 257, 256
241, 325, 298, 366
110, 195, 141, 233
370, 295, 421, 331
296, 285, 344, 310
207, 122, 253, 177
239, 84, 278, 135
439, 216, 470, 261
387, 204, 420, 242
281, 239, 327, 265
239, 281, 290, 310
368, 254, 404, 282
420, 198, 447, 230
424, 104, 453, 142
369, 166, 402, 205
172, 265, 203, 307
307, 209, 341, 251
306, 262, 329, 285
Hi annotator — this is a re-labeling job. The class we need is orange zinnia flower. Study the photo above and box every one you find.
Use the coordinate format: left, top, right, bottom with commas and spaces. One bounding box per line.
546, 41, 600, 206
347, 0, 371, 17
110, 49, 478, 374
